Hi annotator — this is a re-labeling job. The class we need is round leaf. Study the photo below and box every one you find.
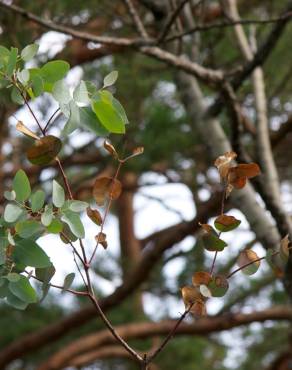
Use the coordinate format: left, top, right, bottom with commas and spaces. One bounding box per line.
207, 275, 229, 297
214, 214, 241, 232
237, 250, 260, 275
26, 136, 62, 165
93, 177, 122, 206
13, 169, 31, 202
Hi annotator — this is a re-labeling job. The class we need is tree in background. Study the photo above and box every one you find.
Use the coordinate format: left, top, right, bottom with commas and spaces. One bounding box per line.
0, 0, 292, 369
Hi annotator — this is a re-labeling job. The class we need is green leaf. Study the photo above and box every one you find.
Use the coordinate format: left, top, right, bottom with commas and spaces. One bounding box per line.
62, 272, 75, 292
6, 47, 18, 77
31, 74, 44, 97
79, 106, 109, 136
52, 180, 65, 208
30, 190, 45, 212
47, 218, 63, 234
6, 272, 21, 282
17, 69, 30, 85
35, 264, 55, 284
68, 200, 88, 213
52, 80, 71, 104
73, 80, 90, 104
13, 169, 31, 202
40, 60, 70, 84
41, 205, 53, 227
0, 279, 9, 298
11, 87, 24, 105
200, 225, 227, 252
6, 291, 29, 310
207, 275, 229, 297
61, 210, 85, 238
0, 229, 9, 265
4, 204, 23, 223
13, 238, 51, 268
91, 94, 125, 134
21, 43, 39, 62
16, 220, 43, 238
103, 70, 118, 88
0, 46, 10, 67
62, 100, 80, 136
9, 275, 37, 303
4, 190, 16, 201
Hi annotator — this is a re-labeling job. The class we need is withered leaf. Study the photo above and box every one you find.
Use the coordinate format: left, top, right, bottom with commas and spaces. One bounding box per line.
192, 271, 212, 287
93, 177, 122, 206
103, 140, 118, 158
95, 232, 108, 249
280, 235, 290, 261
190, 299, 207, 317
228, 163, 260, 189
16, 121, 40, 140
214, 151, 237, 179
26, 135, 62, 165
86, 207, 102, 226
181, 285, 202, 309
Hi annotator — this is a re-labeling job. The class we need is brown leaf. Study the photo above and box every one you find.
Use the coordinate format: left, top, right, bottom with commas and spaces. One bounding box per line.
181, 286, 202, 309
86, 207, 102, 226
228, 163, 260, 189
214, 214, 241, 232
190, 299, 207, 317
95, 232, 108, 249
104, 140, 118, 158
214, 151, 237, 179
237, 250, 260, 275
26, 135, 62, 165
93, 177, 122, 206
280, 235, 290, 261
16, 121, 40, 140
192, 271, 212, 286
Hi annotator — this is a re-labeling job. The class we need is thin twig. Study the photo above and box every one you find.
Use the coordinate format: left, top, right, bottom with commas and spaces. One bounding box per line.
24, 270, 88, 296
123, 0, 148, 39
44, 108, 60, 133
89, 160, 123, 264
164, 12, 292, 43
158, 0, 191, 43
147, 305, 192, 363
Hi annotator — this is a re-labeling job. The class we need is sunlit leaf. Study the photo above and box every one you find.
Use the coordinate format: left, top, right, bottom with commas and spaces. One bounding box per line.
21, 43, 39, 62
40, 60, 70, 84
181, 285, 202, 309
103, 140, 118, 158
16, 121, 40, 140
103, 70, 118, 88
228, 163, 260, 189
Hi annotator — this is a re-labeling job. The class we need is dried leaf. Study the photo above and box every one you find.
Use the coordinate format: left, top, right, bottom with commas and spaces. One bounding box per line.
228, 163, 260, 189
95, 232, 108, 249
214, 151, 237, 179
86, 207, 102, 226
190, 299, 207, 317
104, 140, 118, 158
181, 286, 202, 309
192, 271, 212, 286
16, 121, 40, 140
93, 177, 122, 206
26, 135, 62, 165
214, 214, 241, 232
237, 250, 260, 275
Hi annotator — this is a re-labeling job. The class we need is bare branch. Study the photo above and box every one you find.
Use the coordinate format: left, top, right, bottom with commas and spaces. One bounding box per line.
123, 0, 149, 38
